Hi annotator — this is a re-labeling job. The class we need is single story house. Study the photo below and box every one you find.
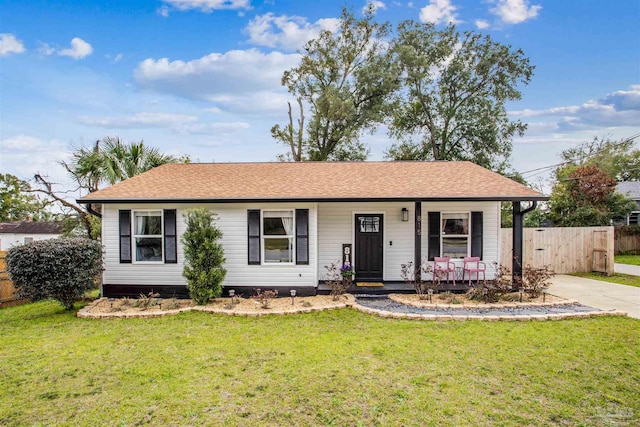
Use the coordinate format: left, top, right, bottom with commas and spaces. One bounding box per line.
78, 161, 546, 298
616, 181, 640, 225
0, 221, 64, 251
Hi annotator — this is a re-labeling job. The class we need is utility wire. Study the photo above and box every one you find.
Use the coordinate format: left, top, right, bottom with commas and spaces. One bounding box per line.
519, 133, 640, 178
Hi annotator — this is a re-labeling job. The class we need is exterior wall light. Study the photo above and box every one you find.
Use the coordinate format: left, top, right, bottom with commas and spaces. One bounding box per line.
401, 207, 409, 222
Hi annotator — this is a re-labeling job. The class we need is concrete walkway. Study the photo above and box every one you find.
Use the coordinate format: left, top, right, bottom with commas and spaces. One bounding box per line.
550, 275, 640, 319
615, 263, 640, 276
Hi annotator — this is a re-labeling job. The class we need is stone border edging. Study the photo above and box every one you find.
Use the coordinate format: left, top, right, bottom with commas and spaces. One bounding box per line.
352, 300, 627, 321
387, 293, 580, 309
77, 296, 355, 319
77, 295, 627, 321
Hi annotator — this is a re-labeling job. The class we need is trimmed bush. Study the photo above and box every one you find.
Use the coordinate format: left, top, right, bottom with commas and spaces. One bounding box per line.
6, 238, 103, 310
181, 208, 227, 305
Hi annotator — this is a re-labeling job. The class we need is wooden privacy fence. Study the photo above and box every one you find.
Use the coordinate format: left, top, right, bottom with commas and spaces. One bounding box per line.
615, 233, 640, 254
0, 251, 28, 308
500, 227, 614, 276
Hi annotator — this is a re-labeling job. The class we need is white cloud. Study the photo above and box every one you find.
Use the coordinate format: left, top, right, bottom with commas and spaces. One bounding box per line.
157, 5, 170, 17
0, 135, 43, 151
76, 112, 249, 135
363, 1, 386, 14
490, 0, 541, 24
134, 49, 299, 113
77, 112, 199, 128
0, 33, 26, 56
475, 19, 490, 29
420, 0, 462, 25
161, 0, 251, 13
510, 85, 640, 130
245, 13, 340, 51
58, 37, 93, 59
39, 38, 93, 59
37, 42, 55, 56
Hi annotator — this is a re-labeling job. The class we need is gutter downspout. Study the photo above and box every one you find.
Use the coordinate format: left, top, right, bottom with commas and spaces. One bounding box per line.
512, 201, 537, 284
85, 203, 102, 219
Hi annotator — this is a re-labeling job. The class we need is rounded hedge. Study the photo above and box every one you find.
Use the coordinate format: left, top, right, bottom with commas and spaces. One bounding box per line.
6, 238, 103, 310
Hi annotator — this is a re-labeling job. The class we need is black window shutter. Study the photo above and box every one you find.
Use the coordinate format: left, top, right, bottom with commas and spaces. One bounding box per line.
119, 210, 132, 263
248, 210, 261, 265
164, 209, 177, 264
471, 211, 483, 258
296, 209, 309, 265
427, 212, 441, 261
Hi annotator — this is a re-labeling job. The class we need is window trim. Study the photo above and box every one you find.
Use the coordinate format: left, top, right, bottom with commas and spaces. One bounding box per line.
440, 211, 471, 259
132, 210, 164, 264
260, 209, 295, 265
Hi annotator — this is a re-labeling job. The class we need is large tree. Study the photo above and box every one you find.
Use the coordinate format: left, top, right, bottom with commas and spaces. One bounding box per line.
547, 165, 635, 226
0, 174, 50, 221
385, 22, 534, 171
33, 137, 183, 238
559, 136, 640, 182
274, 6, 398, 161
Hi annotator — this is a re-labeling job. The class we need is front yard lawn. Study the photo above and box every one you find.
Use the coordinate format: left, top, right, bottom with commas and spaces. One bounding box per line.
615, 254, 640, 266
1, 300, 638, 426
572, 272, 640, 288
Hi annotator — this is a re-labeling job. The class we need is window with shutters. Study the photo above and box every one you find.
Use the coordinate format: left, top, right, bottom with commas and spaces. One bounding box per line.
441, 212, 470, 259
262, 210, 294, 264
133, 210, 163, 263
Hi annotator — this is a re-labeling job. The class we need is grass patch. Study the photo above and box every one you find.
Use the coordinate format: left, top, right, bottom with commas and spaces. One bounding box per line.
615, 254, 640, 266
1, 301, 639, 426
572, 272, 640, 288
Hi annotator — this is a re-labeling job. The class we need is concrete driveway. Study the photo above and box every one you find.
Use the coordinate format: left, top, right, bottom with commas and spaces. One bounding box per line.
550, 275, 640, 319
615, 262, 640, 276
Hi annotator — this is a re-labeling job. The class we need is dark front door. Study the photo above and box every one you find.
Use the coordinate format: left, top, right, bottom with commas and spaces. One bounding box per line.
355, 214, 383, 281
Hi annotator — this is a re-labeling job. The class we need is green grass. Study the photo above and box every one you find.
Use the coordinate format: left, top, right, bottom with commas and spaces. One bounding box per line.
1, 301, 639, 426
572, 272, 640, 288
615, 254, 640, 266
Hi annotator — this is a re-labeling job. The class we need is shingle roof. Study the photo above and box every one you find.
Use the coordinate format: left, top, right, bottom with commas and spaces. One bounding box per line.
0, 221, 64, 234
77, 161, 547, 203
616, 181, 640, 200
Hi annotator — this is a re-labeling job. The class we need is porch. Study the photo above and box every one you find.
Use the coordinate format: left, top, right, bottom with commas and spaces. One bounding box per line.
316, 280, 472, 295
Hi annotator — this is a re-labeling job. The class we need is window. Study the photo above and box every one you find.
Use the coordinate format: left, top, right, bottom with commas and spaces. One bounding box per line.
262, 210, 294, 263
630, 211, 640, 225
133, 211, 163, 262
441, 212, 469, 259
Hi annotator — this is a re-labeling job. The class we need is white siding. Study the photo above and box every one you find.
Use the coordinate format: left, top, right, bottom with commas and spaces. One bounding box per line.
317, 201, 501, 281
103, 203, 317, 289
0, 233, 61, 250
318, 202, 415, 281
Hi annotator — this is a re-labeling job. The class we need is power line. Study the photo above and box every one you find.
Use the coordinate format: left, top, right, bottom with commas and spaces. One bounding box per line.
519, 133, 640, 178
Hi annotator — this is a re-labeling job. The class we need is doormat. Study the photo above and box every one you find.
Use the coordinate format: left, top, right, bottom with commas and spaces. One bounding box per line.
356, 282, 384, 287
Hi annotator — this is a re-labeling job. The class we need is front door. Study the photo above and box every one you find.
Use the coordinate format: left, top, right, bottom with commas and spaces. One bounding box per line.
355, 214, 383, 281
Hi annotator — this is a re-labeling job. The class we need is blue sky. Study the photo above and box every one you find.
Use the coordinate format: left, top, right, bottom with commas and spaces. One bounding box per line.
1, 0, 639, 194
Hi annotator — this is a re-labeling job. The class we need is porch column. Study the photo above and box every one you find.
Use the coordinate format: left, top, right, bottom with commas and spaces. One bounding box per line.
512, 201, 537, 284
415, 201, 422, 282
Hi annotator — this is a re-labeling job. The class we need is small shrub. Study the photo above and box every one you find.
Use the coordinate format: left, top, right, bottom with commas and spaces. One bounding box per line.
181, 208, 227, 305
120, 297, 133, 307
252, 288, 278, 309
133, 291, 160, 310
6, 237, 103, 310
324, 261, 350, 301
401, 260, 434, 300
301, 301, 312, 307
519, 265, 554, 298
163, 298, 181, 310
475, 262, 513, 303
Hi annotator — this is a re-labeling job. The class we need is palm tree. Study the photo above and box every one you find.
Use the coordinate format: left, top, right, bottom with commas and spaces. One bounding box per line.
65, 136, 180, 191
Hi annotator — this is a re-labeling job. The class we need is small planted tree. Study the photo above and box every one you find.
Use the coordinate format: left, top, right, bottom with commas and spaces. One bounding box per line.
181, 208, 227, 305
6, 238, 103, 310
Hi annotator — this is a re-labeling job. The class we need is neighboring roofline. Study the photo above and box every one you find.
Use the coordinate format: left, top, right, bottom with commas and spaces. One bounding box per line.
78, 196, 549, 204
